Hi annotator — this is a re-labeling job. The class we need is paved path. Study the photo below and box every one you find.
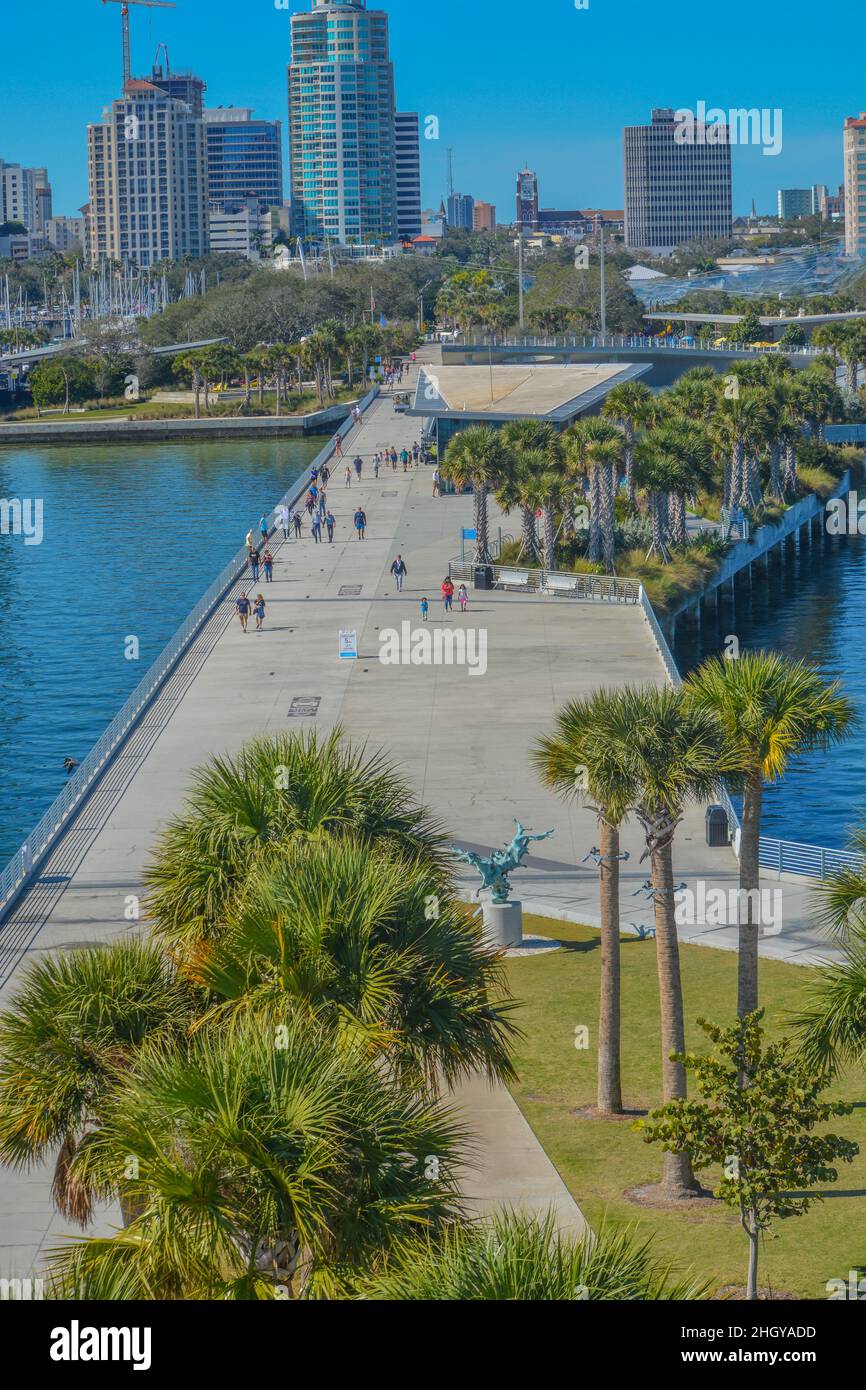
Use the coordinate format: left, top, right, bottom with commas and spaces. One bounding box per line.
0, 374, 838, 1275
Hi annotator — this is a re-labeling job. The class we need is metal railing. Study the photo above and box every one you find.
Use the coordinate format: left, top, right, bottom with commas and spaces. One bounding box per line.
0, 387, 379, 924
759, 837, 862, 879
447, 560, 640, 602
456, 333, 821, 358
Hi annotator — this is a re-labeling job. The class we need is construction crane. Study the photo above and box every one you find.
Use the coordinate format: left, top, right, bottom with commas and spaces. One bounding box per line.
100, 0, 177, 91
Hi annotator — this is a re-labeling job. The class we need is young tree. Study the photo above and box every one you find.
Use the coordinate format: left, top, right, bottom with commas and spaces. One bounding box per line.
637, 1014, 858, 1299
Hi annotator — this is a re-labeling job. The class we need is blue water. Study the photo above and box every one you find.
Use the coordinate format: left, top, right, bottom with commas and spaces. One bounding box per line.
673, 531, 866, 849
0, 437, 324, 863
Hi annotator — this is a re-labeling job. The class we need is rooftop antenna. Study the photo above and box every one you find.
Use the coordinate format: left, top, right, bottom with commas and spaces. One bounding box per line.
100, 0, 177, 90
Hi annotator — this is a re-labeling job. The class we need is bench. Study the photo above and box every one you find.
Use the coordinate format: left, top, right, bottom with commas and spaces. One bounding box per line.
496, 569, 531, 590
543, 574, 579, 596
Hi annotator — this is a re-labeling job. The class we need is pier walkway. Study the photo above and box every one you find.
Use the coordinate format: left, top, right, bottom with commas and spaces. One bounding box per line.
0, 376, 835, 1276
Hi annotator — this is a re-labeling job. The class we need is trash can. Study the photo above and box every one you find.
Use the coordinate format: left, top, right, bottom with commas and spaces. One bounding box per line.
705, 805, 730, 847
473, 564, 494, 590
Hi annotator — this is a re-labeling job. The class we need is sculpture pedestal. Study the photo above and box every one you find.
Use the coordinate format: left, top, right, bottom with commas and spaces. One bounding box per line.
482, 899, 523, 950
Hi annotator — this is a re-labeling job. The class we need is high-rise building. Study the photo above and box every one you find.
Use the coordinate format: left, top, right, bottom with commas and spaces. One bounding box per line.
844, 115, 866, 256
446, 192, 474, 229
288, 0, 398, 245
0, 161, 52, 231
472, 200, 496, 232
203, 108, 283, 214
623, 107, 732, 254
777, 186, 826, 220
516, 167, 538, 230
395, 111, 421, 241
87, 71, 208, 267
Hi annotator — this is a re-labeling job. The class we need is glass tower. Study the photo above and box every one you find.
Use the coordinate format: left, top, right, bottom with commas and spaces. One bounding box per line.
287, 0, 397, 245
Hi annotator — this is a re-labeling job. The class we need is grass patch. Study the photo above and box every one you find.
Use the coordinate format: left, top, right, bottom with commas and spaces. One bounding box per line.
616, 546, 721, 616
0, 387, 359, 424
504, 913, 866, 1299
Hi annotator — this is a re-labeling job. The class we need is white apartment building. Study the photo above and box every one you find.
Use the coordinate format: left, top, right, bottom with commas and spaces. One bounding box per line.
843, 114, 866, 257
0, 161, 52, 231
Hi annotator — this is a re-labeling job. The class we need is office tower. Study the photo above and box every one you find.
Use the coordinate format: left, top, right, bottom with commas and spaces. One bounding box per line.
472, 200, 496, 232
203, 108, 283, 213
395, 111, 421, 240
0, 162, 52, 231
446, 192, 474, 229
777, 186, 826, 219
288, 0, 398, 245
623, 107, 732, 254
516, 167, 538, 230
87, 71, 208, 267
844, 115, 866, 256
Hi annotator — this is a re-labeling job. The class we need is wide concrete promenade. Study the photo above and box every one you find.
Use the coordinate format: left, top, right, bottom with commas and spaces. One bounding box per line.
0, 373, 834, 1275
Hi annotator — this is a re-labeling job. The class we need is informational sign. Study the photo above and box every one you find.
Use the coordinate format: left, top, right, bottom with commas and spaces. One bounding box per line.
339, 630, 358, 660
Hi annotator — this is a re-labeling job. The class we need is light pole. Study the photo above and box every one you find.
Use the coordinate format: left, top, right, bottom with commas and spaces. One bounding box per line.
597, 213, 607, 337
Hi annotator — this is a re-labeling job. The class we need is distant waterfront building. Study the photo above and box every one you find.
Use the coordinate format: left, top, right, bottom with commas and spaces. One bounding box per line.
207, 202, 272, 259
472, 200, 496, 232
86, 71, 208, 267
823, 184, 845, 222
536, 207, 624, 237
395, 111, 421, 241
203, 108, 283, 213
844, 115, 866, 256
516, 167, 538, 230
44, 215, 85, 253
287, 0, 398, 245
623, 107, 732, 254
777, 186, 826, 220
0, 161, 51, 232
446, 191, 474, 229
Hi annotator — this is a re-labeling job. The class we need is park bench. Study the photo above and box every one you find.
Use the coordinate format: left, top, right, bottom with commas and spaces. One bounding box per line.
496, 569, 531, 590
543, 574, 579, 597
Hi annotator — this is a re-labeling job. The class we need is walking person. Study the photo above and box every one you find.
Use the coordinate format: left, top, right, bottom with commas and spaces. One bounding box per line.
354, 455, 363, 480
354, 506, 367, 540
249, 547, 261, 583
412, 442, 420, 464
432, 467, 440, 497
321, 464, 330, 486
390, 554, 408, 591
259, 513, 269, 544
263, 548, 274, 582
253, 593, 267, 631
441, 576, 454, 613
457, 582, 468, 613
373, 453, 380, 479
311, 513, 322, 543
245, 528, 254, 551
391, 447, 398, 471
401, 447, 409, 472
345, 464, 352, 488
334, 433, 343, 458
325, 510, 335, 542
420, 596, 429, 622
305, 493, 315, 517
278, 504, 290, 540
292, 510, 303, 539
236, 592, 251, 632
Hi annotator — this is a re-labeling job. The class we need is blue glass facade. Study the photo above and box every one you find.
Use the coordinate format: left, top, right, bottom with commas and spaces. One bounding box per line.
204, 112, 283, 213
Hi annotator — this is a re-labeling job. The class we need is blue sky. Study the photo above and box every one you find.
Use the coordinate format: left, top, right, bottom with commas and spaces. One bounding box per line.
4, 0, 866, 221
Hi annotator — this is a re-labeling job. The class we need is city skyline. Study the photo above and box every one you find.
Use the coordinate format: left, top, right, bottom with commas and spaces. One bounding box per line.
4, 0, 866, 225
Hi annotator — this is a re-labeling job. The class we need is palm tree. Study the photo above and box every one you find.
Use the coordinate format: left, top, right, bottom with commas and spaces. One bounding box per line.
610, 685, 729, 1198
356, 1208, 708, 1301
45, 1015, 466, 1300
498, 419, 561, 560
684, 653, 855, 1017
172, 349, 205, 419
601, 380, 656, 505
494, 455, 541, 562
144, 727, 448, 956
513, 448, 562, 569
440, 425, 507, 563
0, 941, 193, 1227
643, 417, 713, 549
792, 364, 843, 442
633, 436, 680, 563
189, 835, 518, 1090
563, 419, 621, 568
714, 391, 770, 514
532, 690, 635, 1114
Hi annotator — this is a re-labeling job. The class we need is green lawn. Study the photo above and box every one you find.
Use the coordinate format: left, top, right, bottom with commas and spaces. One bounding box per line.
504, 915, 866, 1298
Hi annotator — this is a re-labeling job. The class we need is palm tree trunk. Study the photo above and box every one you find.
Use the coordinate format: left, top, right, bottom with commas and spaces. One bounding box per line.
597, 817, 623, 1114
624, 421, 636, 506
783, 440, 797, 495
649, 829, 701, 1197
520, 504, 538, 562
737, 770, 763, 1018
542, 504, 556, 569
767, 443, 783, 500
474, 482, 490, 562
275, 370, 282, 418
258, 371, 264, 407
244, 368, 251, 410
193, 368, 201, 420
601, 464, 617, 573
588, 466, 603, 563
668, 493, 686, 547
